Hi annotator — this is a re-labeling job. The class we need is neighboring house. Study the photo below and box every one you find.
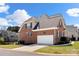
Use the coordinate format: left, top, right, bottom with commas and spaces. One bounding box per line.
18, 14, 66, 45
65, 25, 79, 40
0, 30, 18, 42
6, 31, 18, 42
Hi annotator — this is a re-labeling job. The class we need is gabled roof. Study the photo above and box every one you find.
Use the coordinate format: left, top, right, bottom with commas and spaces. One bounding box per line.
66, 25, 78, 32
18, 14, 66, 32
24, 17, 39, 23
49, 14, 66, 28
22, 14, 65, 27
39, 14, 66, 28
66, 25, 77, 29
18, 17, 38, 32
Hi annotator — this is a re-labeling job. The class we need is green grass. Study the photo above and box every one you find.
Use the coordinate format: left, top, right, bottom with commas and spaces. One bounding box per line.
0, 44, 22, 49
0, 36, 22, 49
35, 41, 79, 54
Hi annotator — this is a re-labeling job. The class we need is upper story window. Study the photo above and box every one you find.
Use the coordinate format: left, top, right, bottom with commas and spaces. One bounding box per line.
59, 20, 62, 27
27, 23, 31, 29
24, 22, 32, 29
30, 22, 32, 28
24, 24, 27, 28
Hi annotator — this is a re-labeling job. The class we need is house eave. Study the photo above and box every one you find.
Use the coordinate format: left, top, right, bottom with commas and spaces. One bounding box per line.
32, 27, 58, 32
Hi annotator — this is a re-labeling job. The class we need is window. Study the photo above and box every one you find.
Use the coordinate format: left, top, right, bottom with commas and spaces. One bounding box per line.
25, 24, 27, 28
26, 32, 32, 36
25, 22, 32, 29
28, 32, 32, 36
27, 23, 30, 29
59, 20, 62, 27
30, 22, 32, 28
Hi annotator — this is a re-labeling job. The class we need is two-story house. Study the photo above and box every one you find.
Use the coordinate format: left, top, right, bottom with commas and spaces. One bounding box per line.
18, 14, 66, 45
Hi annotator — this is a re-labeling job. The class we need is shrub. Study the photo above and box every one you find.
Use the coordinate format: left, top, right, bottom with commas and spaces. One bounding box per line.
71, 37, 76, 41
59, 37, 70, 44
78, 37, 79, 41
18, 40, 25, 44
0, 37, 6, 44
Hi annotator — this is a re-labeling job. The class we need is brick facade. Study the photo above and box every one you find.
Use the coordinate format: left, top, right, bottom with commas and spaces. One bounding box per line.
18, 14, 66, 45
19, 26, 65, 44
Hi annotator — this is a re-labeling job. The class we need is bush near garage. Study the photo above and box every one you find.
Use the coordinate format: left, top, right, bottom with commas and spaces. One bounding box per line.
59, 37, 71, 44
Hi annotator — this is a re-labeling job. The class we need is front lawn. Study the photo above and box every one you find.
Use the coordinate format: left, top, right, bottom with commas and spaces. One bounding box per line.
0, 44, 22, 49
35, 41, 79, 54
0, 36, 22, 49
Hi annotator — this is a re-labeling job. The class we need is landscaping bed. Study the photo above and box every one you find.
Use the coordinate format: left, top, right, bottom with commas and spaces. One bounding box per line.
35, 41, 79, 54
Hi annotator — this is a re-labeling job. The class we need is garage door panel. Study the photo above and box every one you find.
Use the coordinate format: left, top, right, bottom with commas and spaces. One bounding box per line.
37, 35, 54, 45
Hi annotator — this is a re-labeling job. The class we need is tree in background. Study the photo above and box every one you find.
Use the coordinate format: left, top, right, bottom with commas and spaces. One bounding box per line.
7, 26, 20, 32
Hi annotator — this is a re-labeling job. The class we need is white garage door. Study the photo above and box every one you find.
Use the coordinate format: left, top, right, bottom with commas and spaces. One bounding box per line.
37, 35, 54, 45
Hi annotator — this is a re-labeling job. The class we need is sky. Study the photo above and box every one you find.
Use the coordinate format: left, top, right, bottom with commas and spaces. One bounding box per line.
0, 3, 79, 29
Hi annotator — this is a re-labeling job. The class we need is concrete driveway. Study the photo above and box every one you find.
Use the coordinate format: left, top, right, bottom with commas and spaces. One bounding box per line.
12, 44, 47, 52
0, 48, 47, 56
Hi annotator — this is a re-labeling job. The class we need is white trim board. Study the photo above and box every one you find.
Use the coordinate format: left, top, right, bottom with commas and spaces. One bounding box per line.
32, 27, 58, 31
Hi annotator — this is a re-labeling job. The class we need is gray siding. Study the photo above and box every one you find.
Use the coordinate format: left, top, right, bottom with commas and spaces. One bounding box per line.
65, 25, 78, 40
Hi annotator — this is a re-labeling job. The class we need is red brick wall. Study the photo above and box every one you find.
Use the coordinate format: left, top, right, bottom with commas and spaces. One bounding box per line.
19, 27, 65, 44
32, 29, 60, 44
19, 27, 36, 44
58, 26, 65, 37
